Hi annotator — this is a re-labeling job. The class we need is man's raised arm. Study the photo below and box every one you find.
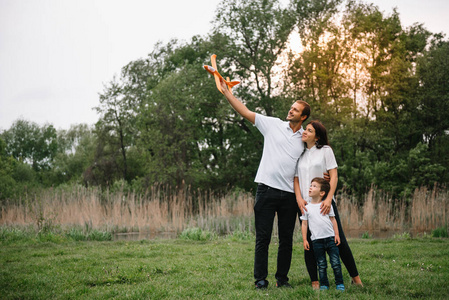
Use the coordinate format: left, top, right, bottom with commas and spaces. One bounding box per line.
220, 79, 256, 124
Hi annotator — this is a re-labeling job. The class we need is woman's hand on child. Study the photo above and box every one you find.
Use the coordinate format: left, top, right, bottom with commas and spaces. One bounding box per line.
320, 198, 332, 215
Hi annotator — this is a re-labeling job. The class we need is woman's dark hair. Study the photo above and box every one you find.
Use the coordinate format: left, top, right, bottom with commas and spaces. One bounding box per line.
309, 120, 329, 149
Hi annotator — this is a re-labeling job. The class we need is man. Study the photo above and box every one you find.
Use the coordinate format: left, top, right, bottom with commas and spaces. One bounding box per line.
219, 79, 310, 289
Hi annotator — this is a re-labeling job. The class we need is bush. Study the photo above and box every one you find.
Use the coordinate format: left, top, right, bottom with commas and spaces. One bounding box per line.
392, 232, 411, 239
179, 228, 216, 241
431, 227, 448, 238
362, 231, 371, 239
87, 230, 112, 241
0, 226, 32, 243
65, 228, 87, 241
226, 230, 254, 241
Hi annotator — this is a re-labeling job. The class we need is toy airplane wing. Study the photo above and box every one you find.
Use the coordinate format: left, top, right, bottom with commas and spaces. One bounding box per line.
204, 54, 240, 95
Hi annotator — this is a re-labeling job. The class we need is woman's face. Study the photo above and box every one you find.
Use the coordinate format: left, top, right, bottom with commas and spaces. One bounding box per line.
302, 124, 317, 144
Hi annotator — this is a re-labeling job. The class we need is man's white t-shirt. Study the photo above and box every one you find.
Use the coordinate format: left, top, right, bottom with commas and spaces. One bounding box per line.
254, 114, 304, 193
300, 203, 336, 241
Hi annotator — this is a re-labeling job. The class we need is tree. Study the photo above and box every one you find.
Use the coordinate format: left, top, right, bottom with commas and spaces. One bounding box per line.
213, 0, 297, 117
287, 0, 445, 198
416, 38, 449, 183
0, 137, 17, 201
134, 37, 255, 190
50, 124, 97, 185
2, 119, 58, 172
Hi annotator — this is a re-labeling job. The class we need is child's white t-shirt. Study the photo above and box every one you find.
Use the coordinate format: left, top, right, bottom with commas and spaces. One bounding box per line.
300, 202, 335, 241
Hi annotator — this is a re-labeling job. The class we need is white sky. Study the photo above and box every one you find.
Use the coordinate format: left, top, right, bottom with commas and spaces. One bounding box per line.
1, 0, 448, 131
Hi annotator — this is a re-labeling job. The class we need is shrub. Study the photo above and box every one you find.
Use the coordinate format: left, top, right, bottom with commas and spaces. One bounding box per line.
179, 228, 216, 241
226, 230, 254, 241
362, 231, 370, 239
392, 232, 411, 239
0, 226, 32, 243
65, 228, 87, 241
431, 226, 448, 238
87, 230, 112, 241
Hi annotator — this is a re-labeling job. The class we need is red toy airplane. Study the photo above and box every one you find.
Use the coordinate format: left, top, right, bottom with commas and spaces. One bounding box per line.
204, 54, 240, 95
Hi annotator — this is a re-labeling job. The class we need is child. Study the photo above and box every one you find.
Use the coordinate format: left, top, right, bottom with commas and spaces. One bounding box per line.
300, 177, 345, 291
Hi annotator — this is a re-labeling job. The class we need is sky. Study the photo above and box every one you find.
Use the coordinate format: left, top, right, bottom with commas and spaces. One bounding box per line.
1, 0, 448, 131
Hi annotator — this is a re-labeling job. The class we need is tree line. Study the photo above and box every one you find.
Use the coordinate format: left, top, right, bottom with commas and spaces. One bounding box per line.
1, 0, 448, 203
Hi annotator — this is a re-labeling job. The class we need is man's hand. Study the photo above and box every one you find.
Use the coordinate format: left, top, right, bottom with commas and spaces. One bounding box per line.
220, 78, 229, 94
323, 172, 330, 182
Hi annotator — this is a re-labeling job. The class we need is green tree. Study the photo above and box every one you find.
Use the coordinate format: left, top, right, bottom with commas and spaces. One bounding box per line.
416, 38, 449, 183
213, 0, 297, 117
0, 137, 17, 201
288, 0, 444, 198
2, 119, 58, 172
50, 124, 96, 185
134, 37, 254, 190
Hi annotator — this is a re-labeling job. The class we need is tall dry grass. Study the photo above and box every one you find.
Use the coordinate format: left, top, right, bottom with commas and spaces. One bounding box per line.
1, 184, 448, 237
0, 185, 254, 235
337, 185, 449, 236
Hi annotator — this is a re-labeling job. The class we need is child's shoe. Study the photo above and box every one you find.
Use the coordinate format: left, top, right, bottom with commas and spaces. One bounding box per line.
320, 286, 329, 290
336, 284, 345, 291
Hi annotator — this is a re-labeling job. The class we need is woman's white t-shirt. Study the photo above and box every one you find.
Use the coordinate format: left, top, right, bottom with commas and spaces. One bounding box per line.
295, 145, 338, 203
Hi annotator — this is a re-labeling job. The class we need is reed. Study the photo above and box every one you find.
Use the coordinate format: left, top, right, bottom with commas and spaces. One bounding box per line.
0, 185, 255, 235
337, 185, 448, 237
1, 184, 448, 237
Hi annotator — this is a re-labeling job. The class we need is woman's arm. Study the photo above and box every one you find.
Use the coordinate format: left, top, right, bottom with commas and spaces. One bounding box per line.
320, 168, 337, 215
294, 176, 307, 215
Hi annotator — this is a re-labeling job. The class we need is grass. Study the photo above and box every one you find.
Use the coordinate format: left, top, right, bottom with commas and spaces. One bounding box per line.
1, 228, 449, 299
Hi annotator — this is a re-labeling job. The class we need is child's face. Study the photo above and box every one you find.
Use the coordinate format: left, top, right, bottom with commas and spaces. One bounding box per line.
308, 181, 322, 198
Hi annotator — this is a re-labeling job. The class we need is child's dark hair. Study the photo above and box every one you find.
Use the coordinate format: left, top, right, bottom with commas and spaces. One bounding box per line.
312, 177, 330, 201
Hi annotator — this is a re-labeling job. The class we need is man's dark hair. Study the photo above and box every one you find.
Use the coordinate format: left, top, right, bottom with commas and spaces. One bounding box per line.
311, 177, 330, 201
296, 100, 310, 121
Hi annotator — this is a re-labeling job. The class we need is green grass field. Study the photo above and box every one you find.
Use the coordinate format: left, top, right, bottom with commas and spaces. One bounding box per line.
1, 229, 448, 299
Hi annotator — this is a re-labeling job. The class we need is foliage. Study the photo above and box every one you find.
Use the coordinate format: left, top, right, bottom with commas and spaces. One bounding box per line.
431, 226, 449, 238
288, 0, 447, 199
0, 0, 448, 201
227, 229, 255, 241
391, 232, 411, 240
0, 226, 112, 244
178, 227, 217, 241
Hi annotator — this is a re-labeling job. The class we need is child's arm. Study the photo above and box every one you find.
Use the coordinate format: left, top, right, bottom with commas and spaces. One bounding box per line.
301, 220, 310, 250
330, 216, 340, 246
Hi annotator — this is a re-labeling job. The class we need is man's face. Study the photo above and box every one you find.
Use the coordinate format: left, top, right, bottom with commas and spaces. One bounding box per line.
308, 181, 322, 198
286, 102, 305, 123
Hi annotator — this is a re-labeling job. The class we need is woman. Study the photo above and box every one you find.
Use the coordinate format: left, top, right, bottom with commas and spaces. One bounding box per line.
294, 120, 363, 289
